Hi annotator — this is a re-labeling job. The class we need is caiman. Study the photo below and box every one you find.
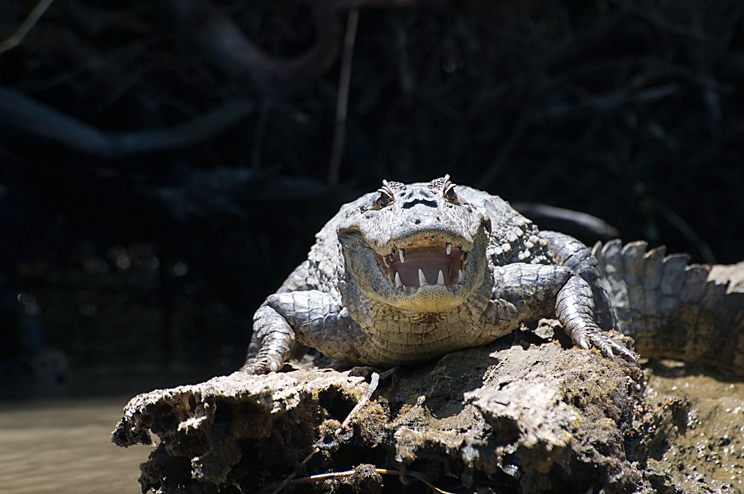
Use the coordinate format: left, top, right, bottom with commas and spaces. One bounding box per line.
241, 176, 744, 375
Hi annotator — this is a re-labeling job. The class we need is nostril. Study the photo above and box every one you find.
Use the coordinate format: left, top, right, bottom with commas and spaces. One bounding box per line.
414, 218, 421, 224
402, 199, 437, 209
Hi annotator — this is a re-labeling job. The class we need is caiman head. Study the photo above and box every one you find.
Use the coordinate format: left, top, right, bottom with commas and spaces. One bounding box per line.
337, 176, 491, 313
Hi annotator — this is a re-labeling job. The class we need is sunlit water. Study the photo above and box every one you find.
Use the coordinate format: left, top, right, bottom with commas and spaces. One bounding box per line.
0, 397, 148, 494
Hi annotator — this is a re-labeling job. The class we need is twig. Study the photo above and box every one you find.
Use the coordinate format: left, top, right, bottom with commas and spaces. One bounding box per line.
512, 202, 620, 240
251, 101, 270, 171
166, 0, 418, 99
328, 8, 360, 185
336, 371, 378, 433
0, 85, 254, 159
266, 371, 381, 493
477, 109, 532, 190
166, 0, 344, 96
291, 467, 458, 494
608, 0, 705, 40
290, 468, 359, 485
268, 446, 320, 494
540, 83, 680, 119
649, 197, 716, 264
0, 0, 55, 54
377, 365, 398, 381
392, 15, 414, 101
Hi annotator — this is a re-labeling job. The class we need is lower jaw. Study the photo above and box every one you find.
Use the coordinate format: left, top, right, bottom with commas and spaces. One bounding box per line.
388, 287, 465, 313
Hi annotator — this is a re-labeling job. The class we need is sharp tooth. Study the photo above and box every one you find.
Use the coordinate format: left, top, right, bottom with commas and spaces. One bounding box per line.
399, 248, 405, 263
446, 243, 452, 255
418, 269, 427, 287
395, 271, 402, 288
383, 256, 390, 267
457, 269, 464, 284
437, 270, 445, 285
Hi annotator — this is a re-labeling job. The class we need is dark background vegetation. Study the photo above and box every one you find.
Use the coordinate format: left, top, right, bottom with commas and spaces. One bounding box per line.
1, 0, 742, 398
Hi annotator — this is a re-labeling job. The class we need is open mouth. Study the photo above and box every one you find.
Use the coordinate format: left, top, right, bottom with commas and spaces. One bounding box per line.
374, 240, 467, 290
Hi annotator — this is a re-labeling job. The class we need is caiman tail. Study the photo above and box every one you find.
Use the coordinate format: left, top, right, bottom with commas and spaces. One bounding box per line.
593, 239, 744, 375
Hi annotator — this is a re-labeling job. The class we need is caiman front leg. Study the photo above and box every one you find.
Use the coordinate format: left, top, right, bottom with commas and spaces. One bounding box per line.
240, 300, 297, 374
485, 264, 574, 334
541, 231, 636, 362
540, 230, 618, 331
241, 290, 371, 374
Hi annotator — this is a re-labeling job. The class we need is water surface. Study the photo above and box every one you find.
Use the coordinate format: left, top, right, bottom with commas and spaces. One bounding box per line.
0, 397, 147, 494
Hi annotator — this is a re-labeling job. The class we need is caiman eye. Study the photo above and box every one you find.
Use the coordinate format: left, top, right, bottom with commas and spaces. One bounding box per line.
374, 191, 393, 209
373, 180, 396, 209
430, 174, 460, 204
443, 181, 460, 204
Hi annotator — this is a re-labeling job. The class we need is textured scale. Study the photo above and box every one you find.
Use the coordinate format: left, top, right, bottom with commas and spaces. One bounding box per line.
241, 177, 743, 375
593, 239, 744, 373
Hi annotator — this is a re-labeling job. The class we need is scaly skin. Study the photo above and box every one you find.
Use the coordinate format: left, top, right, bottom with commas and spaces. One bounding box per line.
593, 240, 744, 374
242, 176, 635, 374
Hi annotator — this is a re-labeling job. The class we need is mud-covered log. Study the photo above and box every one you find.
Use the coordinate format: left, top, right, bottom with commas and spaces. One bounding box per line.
114, 329, 690, 493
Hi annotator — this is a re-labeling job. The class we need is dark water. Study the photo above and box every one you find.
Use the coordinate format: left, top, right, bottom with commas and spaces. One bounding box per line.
0, 397, 146, 494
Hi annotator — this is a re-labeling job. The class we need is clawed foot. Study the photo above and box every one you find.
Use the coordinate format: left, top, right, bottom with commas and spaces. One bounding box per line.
554, 274, 638, 364
572, 325, 637, 363
240, 355, 284, 375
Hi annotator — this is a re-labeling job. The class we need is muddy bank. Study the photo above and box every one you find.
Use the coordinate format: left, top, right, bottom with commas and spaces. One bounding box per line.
642, 362, 744, 492
114, 323, 717, 494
